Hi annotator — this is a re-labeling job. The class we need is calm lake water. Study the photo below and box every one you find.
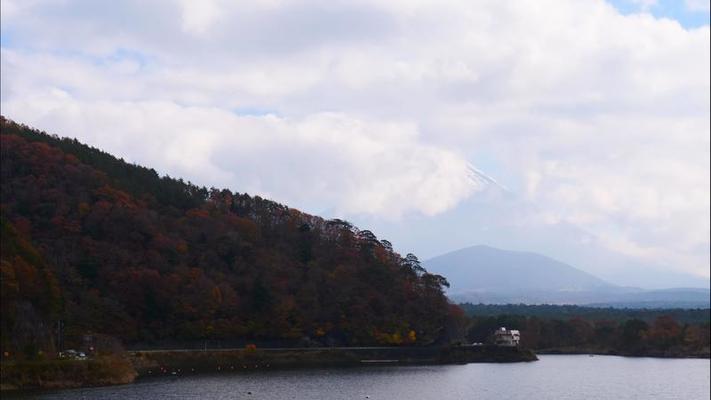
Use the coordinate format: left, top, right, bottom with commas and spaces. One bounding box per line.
10, 355, 711, 400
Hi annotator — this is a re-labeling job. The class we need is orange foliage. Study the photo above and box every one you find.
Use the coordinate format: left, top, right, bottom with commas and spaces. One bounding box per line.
186, 208, 209, 218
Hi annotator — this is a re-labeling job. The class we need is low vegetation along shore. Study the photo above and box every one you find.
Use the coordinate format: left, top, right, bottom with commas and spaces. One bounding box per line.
1, 345, 536, 391
0, 355, 136, 391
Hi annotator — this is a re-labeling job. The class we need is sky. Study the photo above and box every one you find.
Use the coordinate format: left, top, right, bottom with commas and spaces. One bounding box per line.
1, 0, 709, 288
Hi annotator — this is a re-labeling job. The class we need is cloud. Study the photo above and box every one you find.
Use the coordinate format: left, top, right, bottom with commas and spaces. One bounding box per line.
630, 0, 658, 11
0, 85, 478, 218
1, 0, 709, 279
179, 0, 221, 35
685, 0, 711, 12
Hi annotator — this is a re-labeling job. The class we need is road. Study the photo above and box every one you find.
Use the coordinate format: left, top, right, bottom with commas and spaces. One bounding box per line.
129, 346, 405, 354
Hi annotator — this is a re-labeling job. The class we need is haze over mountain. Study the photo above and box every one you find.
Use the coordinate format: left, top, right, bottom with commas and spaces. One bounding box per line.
426, 245, 612, 292
424, 245, 710, 307
352, 184, 710, 290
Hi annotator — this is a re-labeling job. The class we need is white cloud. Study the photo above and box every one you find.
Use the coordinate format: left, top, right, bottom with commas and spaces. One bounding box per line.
685, 0, 711, 12
1, 0, 709, 280
0, 87, 479, 218
179, 0, 221, 35
628, 0, 658, 11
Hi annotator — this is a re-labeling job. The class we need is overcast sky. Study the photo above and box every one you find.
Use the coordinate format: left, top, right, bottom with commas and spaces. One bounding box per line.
1, 0, 709, 286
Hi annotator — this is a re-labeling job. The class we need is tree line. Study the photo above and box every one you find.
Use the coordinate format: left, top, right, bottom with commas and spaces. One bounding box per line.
462, 304, 710, 357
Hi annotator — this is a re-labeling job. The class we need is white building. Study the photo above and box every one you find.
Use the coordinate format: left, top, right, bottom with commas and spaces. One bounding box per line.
493, 327, 520, 347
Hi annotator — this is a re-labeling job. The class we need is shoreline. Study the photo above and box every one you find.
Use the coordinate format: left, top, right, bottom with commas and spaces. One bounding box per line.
129, 345, 538, 376
4, 347, 709, 393
1, 345, 536, 392
536, 347, 710, 359
0, 356, 137, 392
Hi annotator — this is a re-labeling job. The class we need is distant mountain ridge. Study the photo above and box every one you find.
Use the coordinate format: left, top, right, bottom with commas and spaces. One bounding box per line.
425, 245, 710, 308
425, 245, 613, 292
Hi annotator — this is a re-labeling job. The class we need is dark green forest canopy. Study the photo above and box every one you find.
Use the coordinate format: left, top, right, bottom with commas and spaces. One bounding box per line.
460, 303, 711, 324
462, 303, 710, 355
0, 117, 454, 357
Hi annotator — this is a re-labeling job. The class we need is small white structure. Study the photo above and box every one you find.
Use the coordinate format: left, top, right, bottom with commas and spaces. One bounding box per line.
493, 327, 520, 347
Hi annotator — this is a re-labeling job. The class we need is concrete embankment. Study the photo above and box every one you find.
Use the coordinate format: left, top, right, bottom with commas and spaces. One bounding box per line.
129, 345, 538, 376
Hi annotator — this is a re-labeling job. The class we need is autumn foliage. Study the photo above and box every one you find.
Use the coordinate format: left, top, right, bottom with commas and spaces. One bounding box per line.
0, 117, 453, 356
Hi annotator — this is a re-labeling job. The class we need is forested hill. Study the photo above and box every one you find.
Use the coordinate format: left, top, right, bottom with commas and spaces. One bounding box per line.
0, 117, 454, 357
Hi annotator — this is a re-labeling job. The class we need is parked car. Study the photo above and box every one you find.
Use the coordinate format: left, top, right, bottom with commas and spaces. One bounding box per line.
58, 349, 88, 360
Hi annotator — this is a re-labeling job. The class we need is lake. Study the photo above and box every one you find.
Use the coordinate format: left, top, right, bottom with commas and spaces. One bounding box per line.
8, 355, 710, 400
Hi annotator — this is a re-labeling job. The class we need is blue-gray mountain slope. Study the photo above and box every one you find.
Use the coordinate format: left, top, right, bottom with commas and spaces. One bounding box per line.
425, 245, 709, 307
